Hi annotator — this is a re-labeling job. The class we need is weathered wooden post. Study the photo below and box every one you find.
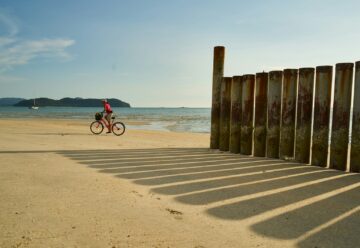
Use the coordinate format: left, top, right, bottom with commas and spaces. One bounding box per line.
210, 46, 225, 149
219, 77, 232, 151
280, 69, 297, 159
312, 66, 332, 167
254, 72, 268, 157
350, 61, 360, 172
295, 68, 314, 163
330, 63, 354, 171
240, 74, 255, 155
229, 76, 242, 153
267, 71, 282, 158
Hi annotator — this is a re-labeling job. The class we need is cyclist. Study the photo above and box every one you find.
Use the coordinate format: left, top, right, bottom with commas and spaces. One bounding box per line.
101, 99, 113, 133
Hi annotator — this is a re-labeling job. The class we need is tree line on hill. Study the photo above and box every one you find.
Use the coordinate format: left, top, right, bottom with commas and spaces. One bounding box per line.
0, 97, 130, 107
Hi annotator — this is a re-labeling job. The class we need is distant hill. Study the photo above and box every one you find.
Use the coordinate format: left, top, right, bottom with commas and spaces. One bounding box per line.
14, 98, 131, 107
0, 98, 25, 106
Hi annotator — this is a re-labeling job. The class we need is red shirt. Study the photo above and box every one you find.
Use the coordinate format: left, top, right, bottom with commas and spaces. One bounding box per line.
104, 102, 112, 113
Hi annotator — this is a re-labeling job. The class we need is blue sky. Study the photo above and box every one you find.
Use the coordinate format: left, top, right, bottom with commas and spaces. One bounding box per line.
1, 0, 360, 107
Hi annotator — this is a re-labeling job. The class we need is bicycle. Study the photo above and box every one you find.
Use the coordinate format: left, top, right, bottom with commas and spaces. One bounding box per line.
90, 112, 126, 136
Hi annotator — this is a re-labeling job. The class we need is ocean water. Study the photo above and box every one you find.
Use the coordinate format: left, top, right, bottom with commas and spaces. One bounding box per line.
0, 107, 211, 133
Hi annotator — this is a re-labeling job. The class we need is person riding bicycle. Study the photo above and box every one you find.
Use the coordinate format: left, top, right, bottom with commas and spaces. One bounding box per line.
101, 99, 113, 133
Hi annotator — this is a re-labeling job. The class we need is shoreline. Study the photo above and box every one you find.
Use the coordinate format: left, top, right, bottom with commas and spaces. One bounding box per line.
0, 106, 211, 133
0, 119, 210, 151
0, 117, 151, 126
0, 117, 210, 134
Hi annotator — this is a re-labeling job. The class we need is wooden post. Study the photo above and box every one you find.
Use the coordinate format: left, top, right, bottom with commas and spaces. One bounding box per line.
350, 61, 360, 172
295, 68, 314, 163
210, 46, 225, 149
280, 69, 297, 159
219, 77, 232, 151
312, 66, 332, 167
254, 72, 268, 157
330, 63, 354, 171
267, 71, 282, 158
240, 74, 255, 155
229, 76, 242, 153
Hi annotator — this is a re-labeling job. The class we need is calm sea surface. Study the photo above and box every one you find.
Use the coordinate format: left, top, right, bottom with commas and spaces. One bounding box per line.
0, 107, 211, 133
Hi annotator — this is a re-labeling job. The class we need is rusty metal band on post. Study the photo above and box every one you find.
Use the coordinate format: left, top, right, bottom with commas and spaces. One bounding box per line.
312, 66, 332, 167
295, 68, 314, 164
330, 63, 354, 171
240, 74, 255, 155
280, 69, 297, 159
219, 77, 232, 151
267, 71, 282, 158
350, 61, 360, 172
210, 46, 225, 149
229, 76, 242, 153
254, 72, 268, 157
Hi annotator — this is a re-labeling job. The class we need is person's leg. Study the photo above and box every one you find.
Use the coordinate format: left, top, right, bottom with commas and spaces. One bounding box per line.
105, 114, 112, 132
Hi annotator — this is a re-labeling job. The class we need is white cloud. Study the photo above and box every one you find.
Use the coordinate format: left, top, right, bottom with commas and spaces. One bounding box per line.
0, 12, 75, 73
0, 12, 18, 36
0, 39, 75, 72
0, 37, 15, 46
0, 74, 24, 83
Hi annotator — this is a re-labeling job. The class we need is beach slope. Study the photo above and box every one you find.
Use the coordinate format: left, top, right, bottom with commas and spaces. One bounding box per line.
0, 119, 359, 248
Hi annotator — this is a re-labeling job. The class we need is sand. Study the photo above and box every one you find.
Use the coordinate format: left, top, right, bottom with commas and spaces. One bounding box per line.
0, 118, 359, 248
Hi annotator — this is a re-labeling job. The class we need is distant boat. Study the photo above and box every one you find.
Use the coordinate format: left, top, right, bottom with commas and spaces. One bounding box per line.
29, 99, 39, 110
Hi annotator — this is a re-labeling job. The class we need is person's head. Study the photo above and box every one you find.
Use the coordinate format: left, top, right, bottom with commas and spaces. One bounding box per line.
102, 99, 107, 105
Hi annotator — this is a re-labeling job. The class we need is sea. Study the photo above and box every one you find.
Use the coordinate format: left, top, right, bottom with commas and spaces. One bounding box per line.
0, 107, 211, 133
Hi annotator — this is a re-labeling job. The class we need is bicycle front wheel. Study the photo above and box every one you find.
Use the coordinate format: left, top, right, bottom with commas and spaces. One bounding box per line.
112, 122, 126, 136
90, 121, 104, 134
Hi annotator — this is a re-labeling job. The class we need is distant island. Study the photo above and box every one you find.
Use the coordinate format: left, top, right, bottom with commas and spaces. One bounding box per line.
1, 97, 130, 107
0, 98, 25, 106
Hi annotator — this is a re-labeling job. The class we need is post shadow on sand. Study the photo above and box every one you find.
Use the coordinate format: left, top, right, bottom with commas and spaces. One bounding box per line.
250, 185, 360, 235
175, 170, 349, 205
130, 162, 301, 185
93, 156, 258, 172
205, 174, 359, 219
297, 205, 360, 248
151, 166, 322, 195
113, 159, 283, 180
99, 158, 264, 178
8, 147, 357, 247
85, 155, 261, 169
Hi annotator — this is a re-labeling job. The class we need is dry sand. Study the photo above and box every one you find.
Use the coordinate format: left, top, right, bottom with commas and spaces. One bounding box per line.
0, 119, 359, 248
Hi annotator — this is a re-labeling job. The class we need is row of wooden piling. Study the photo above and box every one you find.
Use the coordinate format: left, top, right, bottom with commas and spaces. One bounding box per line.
210, 46, 360, 173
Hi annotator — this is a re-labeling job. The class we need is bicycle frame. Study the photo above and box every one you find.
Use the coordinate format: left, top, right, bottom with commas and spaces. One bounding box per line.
98, 117, 112, 129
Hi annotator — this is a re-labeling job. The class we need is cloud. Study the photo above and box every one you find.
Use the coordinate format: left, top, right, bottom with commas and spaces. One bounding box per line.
0, 39, 75, 72
0, 12, 75, 73
0, 12, 18, 36
0, 37, 15, 46
0, 74, 24, 83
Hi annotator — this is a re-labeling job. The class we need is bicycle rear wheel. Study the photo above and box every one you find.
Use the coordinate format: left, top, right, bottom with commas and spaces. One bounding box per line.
90, 121, 104, 134
112, 122, 125, 136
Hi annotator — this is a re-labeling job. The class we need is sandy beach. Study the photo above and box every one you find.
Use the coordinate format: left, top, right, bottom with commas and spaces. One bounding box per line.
1, 119, 359, 248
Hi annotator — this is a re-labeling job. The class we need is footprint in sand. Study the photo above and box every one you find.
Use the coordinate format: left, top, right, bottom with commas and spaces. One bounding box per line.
165, 208, 183, 220
130, 190, 143, 197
